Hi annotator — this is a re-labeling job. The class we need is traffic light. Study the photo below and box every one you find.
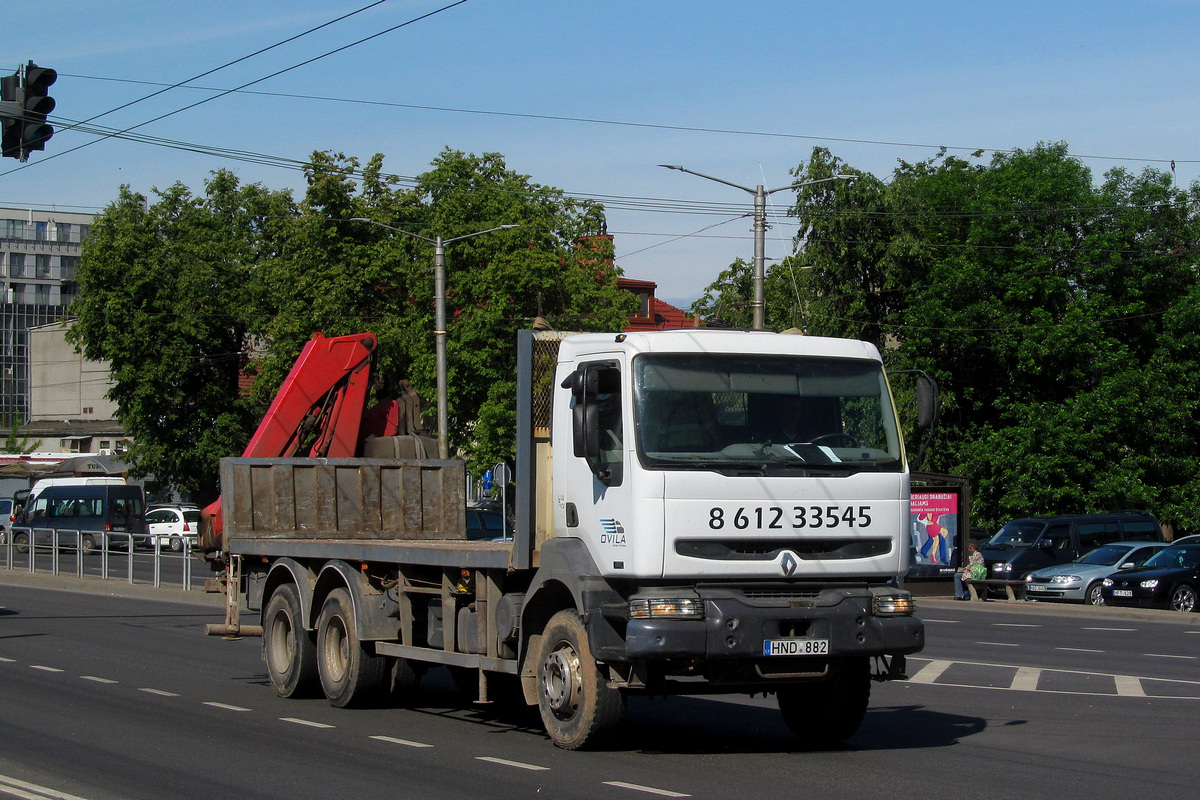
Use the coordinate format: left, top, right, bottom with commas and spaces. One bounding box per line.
0, 62, 56, 161
0, 70, 20, 159
20, 62, 56, 157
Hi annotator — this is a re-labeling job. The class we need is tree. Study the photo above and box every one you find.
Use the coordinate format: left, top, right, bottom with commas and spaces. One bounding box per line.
73, 150, 635, 498
253, 149, 634, 472
693, 143, 1200, 533
69, 172, 297, 502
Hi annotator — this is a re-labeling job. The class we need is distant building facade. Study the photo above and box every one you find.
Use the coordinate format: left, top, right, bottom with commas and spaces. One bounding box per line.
0, 207, 95, 423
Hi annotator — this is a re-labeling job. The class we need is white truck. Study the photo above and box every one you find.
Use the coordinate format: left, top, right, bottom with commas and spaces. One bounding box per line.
206, 328, 927, 749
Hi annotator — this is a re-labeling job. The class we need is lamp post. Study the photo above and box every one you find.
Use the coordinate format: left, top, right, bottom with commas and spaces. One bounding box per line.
658, 166, 855, 330
350, 218, 518, 459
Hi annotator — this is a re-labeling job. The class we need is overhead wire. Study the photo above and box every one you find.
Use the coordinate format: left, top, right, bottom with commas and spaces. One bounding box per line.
0, 0, 470, 178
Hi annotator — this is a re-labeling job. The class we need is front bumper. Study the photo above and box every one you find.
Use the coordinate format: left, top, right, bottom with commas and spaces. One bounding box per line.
623, 586, 924, 661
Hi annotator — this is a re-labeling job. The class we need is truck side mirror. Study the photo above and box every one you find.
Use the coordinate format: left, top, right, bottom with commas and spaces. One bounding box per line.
916, 374, 939, 429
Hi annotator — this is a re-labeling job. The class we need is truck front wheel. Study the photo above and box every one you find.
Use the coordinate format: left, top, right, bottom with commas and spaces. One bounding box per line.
776, 656, 871, 749
316, 587, 389, 708
536, 610, 625, 750
263, 584, 319, 698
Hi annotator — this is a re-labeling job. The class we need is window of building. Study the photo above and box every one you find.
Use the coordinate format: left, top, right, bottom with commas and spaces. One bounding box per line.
33, 284, 51, 304
8, 252, 24, 278
59, 256, 79, 280
35, 254, 50, 278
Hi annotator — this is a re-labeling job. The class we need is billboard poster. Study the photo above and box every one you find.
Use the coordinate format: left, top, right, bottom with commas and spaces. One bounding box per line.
909, 489, 960, 578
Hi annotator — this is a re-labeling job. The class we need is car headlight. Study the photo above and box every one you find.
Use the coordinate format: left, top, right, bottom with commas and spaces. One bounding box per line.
1051, 575, 1080, 584
629, 598, 704, 619
1103, 578, 1114, 587
992, 562, 1012, 574
1140, 579, 1159, 589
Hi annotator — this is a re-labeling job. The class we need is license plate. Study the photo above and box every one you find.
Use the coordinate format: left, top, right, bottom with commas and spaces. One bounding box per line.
1027, 585, 1046, 592
764, 638, 829, 656
1113, 589, 1133, 597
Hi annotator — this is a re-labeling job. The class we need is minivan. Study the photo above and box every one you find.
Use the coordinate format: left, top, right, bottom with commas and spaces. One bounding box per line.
982, 511, 1164, 582
12, 484, 147, 553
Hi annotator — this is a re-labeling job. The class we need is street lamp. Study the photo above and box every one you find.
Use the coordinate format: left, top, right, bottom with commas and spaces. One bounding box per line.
350, 217, 518, 459
658, 165, 855, 330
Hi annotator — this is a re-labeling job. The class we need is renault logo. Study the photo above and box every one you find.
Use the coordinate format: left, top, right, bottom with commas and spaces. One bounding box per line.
780, 552, 797, 576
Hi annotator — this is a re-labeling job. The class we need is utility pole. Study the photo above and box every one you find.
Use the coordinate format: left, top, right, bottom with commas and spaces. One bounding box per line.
659, 166, 854, 329
350, 218, 518, 459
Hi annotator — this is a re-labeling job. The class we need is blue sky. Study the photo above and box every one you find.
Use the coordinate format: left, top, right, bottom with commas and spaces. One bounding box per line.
4, 0, 1197, 306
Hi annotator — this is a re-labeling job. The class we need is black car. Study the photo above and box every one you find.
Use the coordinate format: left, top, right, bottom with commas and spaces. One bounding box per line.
1100, 543, 1200, 612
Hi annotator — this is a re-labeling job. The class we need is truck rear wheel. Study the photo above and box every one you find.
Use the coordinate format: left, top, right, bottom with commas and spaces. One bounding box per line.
263, 584, 319, 698
536, 609, 625, 750
777, 657, 871, 749
316, 587, 389, 707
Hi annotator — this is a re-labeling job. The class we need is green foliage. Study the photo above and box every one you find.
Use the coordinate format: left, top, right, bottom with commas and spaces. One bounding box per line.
72, 149, 633, 496
693, 143, 1200, 533
2, 419, 40, 454
69, 173, 295, 502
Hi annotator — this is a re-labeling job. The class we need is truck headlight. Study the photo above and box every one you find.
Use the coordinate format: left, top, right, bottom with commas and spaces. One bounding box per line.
629, 598, 704, 619
872, 594, 914, 616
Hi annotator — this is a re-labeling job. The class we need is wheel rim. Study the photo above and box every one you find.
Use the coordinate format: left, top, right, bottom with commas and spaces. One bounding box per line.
267, 610, 296, 677
81, 536, 95, 553
1088, 584, 1103, 605
1172, 587, 1196, 612
322, 615, 349, 683
541, 641, 583, 720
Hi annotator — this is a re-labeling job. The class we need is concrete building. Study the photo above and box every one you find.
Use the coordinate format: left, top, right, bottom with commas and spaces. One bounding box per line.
0, 206, 95, 423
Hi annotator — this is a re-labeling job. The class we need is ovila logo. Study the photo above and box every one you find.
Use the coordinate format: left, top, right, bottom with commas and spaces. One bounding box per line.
600, 519, 626, 546
780, 552, 798, 576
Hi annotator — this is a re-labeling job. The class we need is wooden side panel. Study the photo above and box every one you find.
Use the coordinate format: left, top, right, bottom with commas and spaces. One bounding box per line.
223, 457, 466, 542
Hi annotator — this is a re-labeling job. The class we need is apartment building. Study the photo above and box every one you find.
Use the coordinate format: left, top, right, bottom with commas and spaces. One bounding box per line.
0, 206, 95, 423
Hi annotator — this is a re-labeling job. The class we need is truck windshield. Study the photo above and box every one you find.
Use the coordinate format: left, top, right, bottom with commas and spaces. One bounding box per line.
633, 353, 902, 472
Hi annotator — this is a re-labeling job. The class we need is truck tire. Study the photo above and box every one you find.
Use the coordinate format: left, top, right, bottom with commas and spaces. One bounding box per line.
263, 584, 319, 698
776, 657, 871, 749
80, 534, 97, 554
536, 609, 625, 750
13, 531, 28, 554
316, 587, 389, 708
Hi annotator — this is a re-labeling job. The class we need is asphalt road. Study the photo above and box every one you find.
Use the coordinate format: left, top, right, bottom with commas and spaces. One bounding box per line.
1, 572, 1198, 800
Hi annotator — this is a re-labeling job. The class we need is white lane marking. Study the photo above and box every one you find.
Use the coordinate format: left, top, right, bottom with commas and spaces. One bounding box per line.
138, 688, 179, 697
921, 618, 961, 623
280, 717, 334, 729
1010, 666, 1041, 691
204, 702, 251, 712
0, 656, 15, 663
994, 623, 1040, 628
370, 735, 433, 748
976, 641, 1020, 647
0, 772, 92, 800
1084, 627, 1135, 632
907, 660, 952, 684
81, 676, 118, 684
1145, 653, 1196, 660
1115, 676, 1146, 697
475, 756, 549, 771
1056, 647, 1104, 653
603, 781, 691, 797
30, 665, 63, 673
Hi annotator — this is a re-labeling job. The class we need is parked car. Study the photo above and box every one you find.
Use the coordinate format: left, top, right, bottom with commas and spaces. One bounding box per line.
0, 497, 12, 544
145, 504, 202, 551
1024, 541, 1165, 605
982, 512, 1164, 586
466, 507, 508, 541
1101, 543, 1200, 612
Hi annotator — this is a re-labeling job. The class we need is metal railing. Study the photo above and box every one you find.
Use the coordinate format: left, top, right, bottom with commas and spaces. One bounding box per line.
1, 526, 200, 590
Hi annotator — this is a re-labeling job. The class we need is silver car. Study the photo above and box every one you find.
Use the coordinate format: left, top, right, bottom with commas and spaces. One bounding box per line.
1024, 541, 1165, 605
